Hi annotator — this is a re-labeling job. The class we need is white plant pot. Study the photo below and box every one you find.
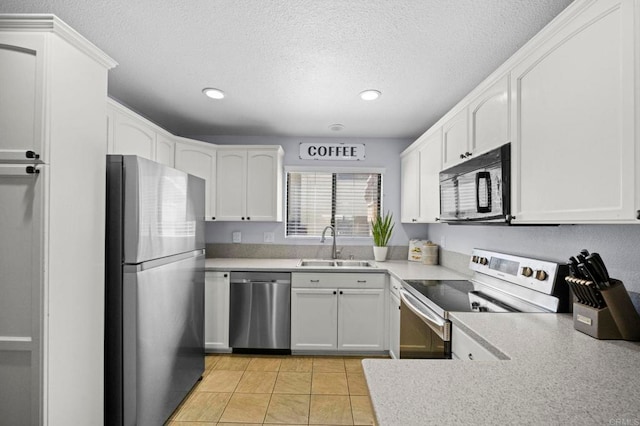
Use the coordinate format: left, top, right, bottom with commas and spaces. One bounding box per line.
373, 246, 388, 262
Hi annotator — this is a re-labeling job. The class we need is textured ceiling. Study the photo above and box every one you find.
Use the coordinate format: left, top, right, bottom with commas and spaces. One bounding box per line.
1, 0, 573, 139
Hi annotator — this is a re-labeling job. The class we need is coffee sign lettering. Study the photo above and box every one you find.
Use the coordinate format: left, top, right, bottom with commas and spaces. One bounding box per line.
299, 143, 365, 161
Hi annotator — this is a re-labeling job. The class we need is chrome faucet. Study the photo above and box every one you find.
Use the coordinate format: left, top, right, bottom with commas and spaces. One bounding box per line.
320, 225, 338, 259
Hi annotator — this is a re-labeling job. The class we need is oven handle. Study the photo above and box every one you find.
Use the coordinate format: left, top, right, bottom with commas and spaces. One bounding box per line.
399, 289, 449, 341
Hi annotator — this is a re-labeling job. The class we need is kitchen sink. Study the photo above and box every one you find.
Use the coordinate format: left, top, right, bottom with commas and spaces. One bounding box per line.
297, 259, 377, 268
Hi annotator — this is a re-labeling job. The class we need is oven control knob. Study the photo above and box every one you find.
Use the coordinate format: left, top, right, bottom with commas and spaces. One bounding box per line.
472, 256, 478, 263
471, 302, 480, 311
479, 257, 488, 265
535, 270, 548, 281
522, 267, 533, 277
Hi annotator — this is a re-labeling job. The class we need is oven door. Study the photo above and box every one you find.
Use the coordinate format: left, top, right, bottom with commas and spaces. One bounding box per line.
399, 289, 451, 359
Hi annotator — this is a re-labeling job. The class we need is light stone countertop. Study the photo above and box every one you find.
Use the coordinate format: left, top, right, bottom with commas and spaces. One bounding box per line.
363, 313, 640, 426
204, 258, 469, 281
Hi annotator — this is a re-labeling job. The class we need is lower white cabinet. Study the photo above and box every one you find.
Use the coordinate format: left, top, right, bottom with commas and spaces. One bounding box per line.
204, 271, 230, 352
388, 277, 402, 359
451, 324, 499, 361
291, 273, 386, 352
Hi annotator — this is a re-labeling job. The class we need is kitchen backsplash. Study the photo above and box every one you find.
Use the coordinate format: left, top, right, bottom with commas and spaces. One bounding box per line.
206, 243, 409, 260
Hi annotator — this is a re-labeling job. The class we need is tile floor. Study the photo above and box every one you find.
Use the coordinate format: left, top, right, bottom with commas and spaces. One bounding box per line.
166, 354, 377, 425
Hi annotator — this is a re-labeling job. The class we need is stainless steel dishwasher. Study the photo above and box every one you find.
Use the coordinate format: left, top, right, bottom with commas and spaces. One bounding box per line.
229, 271, 291, 353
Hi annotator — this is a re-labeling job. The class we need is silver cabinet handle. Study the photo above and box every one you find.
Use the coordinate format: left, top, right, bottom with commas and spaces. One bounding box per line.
310, 279, 320, 283
0, 165, 41, 176
357, 280, 366, 283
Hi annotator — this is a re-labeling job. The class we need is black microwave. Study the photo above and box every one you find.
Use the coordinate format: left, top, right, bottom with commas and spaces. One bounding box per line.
439, 144, 511, 224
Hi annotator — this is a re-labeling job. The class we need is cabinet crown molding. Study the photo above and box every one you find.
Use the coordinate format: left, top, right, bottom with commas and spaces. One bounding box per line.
0, 13, 117, 69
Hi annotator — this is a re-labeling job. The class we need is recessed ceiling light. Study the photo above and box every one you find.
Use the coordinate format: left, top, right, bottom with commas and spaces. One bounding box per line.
359, 90, 381, 101
202, 88, 225, 99
329, 124, 345, 131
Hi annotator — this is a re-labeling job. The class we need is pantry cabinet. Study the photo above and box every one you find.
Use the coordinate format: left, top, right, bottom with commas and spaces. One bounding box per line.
510, 0, 638, 223
401, 130, 442, 223
0, 16, 116, 425
204, 272, 230, 352
174, 137, 217, 219
215, 147, 283, 221
291, 273, 386, 352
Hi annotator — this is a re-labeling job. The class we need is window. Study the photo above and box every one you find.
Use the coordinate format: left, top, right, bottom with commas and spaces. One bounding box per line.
286, 170, 382, 237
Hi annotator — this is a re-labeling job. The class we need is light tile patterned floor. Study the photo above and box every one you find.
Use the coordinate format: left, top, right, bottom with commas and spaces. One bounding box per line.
166, 354, 377, 425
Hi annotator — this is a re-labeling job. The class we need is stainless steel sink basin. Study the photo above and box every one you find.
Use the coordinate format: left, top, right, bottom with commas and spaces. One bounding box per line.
297, 259, 376, 268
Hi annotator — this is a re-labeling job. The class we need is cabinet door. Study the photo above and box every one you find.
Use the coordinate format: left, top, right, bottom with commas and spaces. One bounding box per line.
174, 139, 217, 219
291, 288, 338, 351
0, 168, 43, 425
155, 134, 175, 167
216, 150, 246, 221
418, 130, 442, 223
338, 288, 385, 351
389, 292, 401, 359
204, 272, 230, 351
470, 74, 509, 155
511, 0, 637, 223
0, 35, 45, 161
111, 111, 156, 160
400, 150, 420, 223
442, 108, 469, 169
246, 150, 281, 221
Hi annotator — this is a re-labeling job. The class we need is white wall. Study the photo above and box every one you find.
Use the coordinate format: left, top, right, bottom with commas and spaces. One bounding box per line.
192, 135, 413, 246
427, 223, 640, 293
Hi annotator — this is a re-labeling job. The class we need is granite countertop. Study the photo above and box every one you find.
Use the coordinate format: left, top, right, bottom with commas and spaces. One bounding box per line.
204, 258, 469, 281
363, 313, 640, 425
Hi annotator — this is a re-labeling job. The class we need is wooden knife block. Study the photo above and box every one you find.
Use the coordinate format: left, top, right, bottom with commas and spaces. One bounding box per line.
573, 279, 640, 341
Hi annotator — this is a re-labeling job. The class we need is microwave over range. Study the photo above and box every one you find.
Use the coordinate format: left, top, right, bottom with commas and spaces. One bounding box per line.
439, 143, 511, 224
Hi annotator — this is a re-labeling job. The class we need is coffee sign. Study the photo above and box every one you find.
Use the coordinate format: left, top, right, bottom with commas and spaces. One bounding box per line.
299, 142, 366, 161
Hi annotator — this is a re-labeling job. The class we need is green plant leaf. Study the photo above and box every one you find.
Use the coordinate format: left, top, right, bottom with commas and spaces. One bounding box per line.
370, 211, 394, 247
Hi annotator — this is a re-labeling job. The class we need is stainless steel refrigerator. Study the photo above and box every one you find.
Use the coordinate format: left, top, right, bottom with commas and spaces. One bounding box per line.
105, 155, 205, 426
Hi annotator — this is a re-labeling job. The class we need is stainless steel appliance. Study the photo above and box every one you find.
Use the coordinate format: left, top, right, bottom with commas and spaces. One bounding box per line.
399, 248, 570, 359
105, 155, 206, 426
229, 272, 291, 353
440, 144, 511, 223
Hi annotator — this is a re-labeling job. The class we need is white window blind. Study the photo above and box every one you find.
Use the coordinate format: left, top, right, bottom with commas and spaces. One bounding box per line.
286, 171, 381, 237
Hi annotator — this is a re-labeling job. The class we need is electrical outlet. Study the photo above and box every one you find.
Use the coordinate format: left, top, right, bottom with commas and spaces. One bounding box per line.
232, 231, 241, 243
440, 236, 446, 249
264, 232, 275, 243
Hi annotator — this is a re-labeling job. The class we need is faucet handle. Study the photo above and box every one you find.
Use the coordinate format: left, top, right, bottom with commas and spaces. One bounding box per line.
335, 248, 342, 258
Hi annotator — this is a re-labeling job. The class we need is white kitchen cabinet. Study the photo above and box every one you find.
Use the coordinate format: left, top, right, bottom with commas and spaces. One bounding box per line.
401, 130, 442, 223
469, 74, 510, 155
174, 137, 217, 219
388, 276, 402, 359
108, 100, 156, 160
291, 273, 386, 353
510, 0, 638, 223
400, 148, 420, 223
216, 146, 284, 222
155, 133, 175, 167
0, 17, 116, 425
442, 108, 470, 169
451, 324, 499, 361
204, 271, 231, 352
290, 288, 339, 351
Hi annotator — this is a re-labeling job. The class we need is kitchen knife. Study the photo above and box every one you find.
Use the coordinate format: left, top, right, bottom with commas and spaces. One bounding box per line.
586, 253, 610, 288
587, 282, 606, 308
580, 249, 590, 257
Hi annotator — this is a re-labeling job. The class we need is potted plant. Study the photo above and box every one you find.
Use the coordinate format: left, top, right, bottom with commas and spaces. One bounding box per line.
370, 211, 394, 261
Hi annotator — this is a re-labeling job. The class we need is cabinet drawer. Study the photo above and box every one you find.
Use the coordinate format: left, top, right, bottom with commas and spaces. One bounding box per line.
292, 272, 385, 289
451, 325, 499, 361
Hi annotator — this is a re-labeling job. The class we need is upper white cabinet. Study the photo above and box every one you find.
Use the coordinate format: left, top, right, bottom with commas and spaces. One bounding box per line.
469, 74, 510, 155
174, 137, 217, 219
441, 108, 469, 169
107, 99, 176, 167
401, 129, 442, 223
510, 0, 638, 223
400, 148, 420, 223
216, 146, 284, 222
